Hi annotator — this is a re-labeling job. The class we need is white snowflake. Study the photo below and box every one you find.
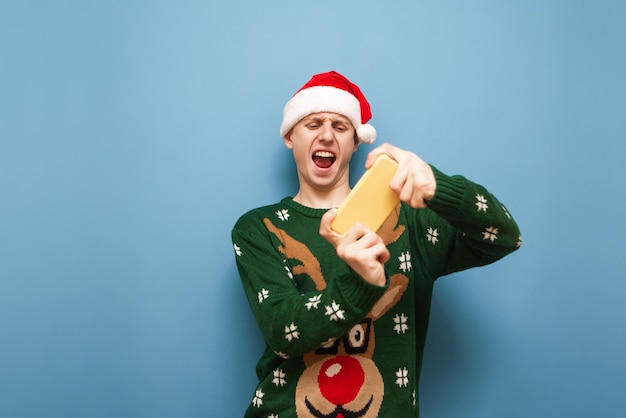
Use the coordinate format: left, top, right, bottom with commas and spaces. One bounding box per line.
325, 301, 345, 321
426, 227, 439, 245
252, 389, 264, 407
482, 226, 499, 242
272, 369, 286, 386
233, 243, 242, 256
258, 288, 269, 303
398, 252, 412, 272
284, 323, 299, 342
475, 194, 488, 212
395, 367, 409, 387
305, 294, 322, 310
393, 313, 409, 334
268, 415, 279, 418
517, 235, 523, 247
276, 209, 290, 221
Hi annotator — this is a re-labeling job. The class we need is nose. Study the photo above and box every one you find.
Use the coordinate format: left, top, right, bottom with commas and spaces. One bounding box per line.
318, 356, 364, 406
318, 120, 334, 142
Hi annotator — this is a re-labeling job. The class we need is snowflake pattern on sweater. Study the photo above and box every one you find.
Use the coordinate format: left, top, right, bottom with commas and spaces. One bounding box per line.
232, 166, 521, 417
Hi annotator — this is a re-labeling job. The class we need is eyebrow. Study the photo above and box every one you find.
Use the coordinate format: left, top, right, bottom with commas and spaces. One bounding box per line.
304, 115, 350, 124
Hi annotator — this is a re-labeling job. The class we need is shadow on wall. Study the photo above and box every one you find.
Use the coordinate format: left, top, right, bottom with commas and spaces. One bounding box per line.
216, 263, 265, 414
419, 284, 493, 416
271, 146, 299, 199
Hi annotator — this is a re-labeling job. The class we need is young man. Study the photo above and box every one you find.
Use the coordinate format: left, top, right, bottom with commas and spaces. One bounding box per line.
232, 71, 521, 417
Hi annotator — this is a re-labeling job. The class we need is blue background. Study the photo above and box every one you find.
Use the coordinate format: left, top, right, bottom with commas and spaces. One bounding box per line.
1, 1, 625, 417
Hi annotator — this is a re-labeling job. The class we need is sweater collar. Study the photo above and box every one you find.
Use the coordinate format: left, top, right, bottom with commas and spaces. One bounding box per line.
281, 197, 330, 218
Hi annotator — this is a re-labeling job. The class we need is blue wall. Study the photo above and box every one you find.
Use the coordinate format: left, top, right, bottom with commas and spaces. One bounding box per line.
1, 1, 625, 416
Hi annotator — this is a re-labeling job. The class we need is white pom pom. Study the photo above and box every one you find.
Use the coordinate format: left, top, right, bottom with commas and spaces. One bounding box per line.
356, 124, 376, 144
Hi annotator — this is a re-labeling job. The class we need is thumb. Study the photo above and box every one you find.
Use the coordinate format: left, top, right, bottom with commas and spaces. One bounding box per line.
366, 143, 396, 168
319, 208, 340, 242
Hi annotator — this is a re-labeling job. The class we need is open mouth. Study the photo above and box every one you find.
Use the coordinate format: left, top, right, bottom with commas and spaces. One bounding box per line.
313, 151, 336, 169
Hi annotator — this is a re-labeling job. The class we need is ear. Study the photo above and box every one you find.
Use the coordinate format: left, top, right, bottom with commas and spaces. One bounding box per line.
369, 274, 409, 320
283, 132, 294, 149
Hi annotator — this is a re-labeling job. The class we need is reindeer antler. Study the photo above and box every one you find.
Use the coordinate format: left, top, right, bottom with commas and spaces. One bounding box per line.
264, 218, 327, 291
262, 203, 406, 293
377, 203, 405, 245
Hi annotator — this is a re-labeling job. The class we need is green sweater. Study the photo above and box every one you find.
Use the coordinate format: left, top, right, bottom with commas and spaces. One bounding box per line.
231, 167, 521, 417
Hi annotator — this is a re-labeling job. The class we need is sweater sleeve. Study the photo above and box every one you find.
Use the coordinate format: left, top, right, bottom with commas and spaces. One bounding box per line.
421, 166, 522, 277
232, 212, 388, 358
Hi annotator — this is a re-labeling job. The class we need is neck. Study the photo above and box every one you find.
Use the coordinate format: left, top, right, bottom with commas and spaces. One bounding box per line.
293, 184, 351, 209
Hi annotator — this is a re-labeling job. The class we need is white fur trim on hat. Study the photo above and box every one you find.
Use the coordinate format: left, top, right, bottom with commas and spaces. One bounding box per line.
280, 86, 375, 143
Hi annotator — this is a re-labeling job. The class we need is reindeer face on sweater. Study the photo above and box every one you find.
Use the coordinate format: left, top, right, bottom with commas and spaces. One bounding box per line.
294, 273, 408, 418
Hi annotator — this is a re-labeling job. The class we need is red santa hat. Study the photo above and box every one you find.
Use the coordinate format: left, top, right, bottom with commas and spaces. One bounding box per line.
280, 71, 376, 144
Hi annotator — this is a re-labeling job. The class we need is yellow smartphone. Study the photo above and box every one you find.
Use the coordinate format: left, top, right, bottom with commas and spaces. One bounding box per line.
331, 154, 400, 234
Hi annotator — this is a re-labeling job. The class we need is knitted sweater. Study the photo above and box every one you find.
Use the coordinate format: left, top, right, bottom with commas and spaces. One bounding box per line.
231, 166, 521, 417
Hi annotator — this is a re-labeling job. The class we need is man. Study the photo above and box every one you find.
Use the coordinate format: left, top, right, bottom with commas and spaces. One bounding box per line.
232, 70, 521, 417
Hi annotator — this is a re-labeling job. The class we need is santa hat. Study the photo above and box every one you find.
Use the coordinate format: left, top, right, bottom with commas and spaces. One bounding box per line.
280, 71, 376, 144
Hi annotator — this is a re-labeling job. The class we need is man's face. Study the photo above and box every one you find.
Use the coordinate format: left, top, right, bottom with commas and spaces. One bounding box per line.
284, 112, 358, 193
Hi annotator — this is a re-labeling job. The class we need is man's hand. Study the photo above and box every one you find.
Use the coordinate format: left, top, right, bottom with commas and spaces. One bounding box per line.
366, 143, 436, 208
319, 209, 389, 287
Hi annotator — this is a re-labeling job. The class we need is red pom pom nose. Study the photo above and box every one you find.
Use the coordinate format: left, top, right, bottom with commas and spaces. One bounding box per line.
317, 356, 365, 406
